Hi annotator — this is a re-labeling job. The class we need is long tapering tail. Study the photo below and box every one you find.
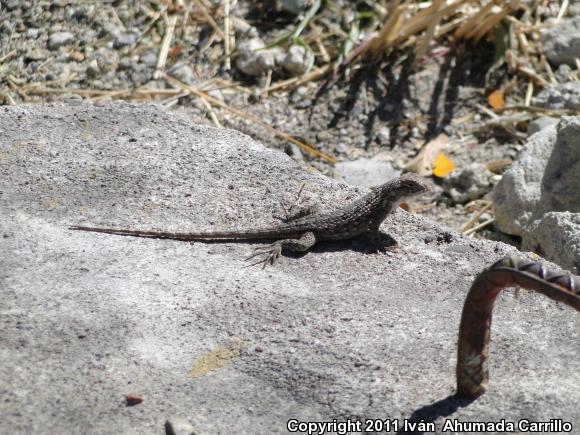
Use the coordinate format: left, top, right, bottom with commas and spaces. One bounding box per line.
69, 225, 301, 241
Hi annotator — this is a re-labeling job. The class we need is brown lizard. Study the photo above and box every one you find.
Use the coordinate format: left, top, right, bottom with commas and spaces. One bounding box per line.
70, 173, 430, 267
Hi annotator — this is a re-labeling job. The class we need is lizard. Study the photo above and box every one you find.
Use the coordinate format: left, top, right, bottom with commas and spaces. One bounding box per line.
70, 173, 431, 267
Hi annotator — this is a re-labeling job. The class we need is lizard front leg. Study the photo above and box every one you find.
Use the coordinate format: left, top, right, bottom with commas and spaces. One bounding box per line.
245, 231, 317, 268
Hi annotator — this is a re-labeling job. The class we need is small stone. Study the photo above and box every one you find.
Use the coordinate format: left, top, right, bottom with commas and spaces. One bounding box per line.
118, 58, 133, 71
25, 48, 47, 62
0, 21, 13, 35
555, 64, 573, 83
48, 32, 75, 50
376, 127, 391, 145
443, 163, 493, 204
231, 17, 257, 37
140, 51, 158, 67
69, 51, 85, 62
26, 28, 39, 39
207, 89, 223, 102
114, 33, 138, 49
280, 0, 309, 14
168, 64, 195, 85
280, 44, 314, 76
4, 0, 19, 11
235, 38, 277, 77
86, 59, 100, 78
64, 96, 84, 105
165, 417, 196, 435
98, 22, 120, 39
69, 5, 95, 21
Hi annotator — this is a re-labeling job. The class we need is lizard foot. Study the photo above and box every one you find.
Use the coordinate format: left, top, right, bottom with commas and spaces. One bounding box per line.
244, 244, 283, 268
382, 243, 400, 253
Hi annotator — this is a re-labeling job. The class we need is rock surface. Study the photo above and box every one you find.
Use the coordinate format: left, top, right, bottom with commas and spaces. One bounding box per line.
493, 117, 580, 272
1, 103, 578, 434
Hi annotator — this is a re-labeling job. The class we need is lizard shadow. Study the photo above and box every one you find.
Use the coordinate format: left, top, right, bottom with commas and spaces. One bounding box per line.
394, 394, 476, 435
299, 232, 400, 256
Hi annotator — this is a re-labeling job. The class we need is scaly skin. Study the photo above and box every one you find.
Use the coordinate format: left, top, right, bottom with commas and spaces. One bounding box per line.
456, 256, 580, 398
70, 173, 431, 266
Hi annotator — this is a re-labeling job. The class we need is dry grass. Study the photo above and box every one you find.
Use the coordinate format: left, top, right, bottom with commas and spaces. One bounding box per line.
3, 0, 578, 162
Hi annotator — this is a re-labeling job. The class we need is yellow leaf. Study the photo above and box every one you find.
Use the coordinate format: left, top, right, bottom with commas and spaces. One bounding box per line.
405, 134, 451, 176
432, 152, 455, 178
487, 89, 505, 109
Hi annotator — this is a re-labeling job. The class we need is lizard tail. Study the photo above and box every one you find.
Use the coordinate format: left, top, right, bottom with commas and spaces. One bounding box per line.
68, 225, 297, 241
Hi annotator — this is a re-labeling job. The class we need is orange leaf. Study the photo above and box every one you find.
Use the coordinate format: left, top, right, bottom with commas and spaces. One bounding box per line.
432, 152, 455, 178
487, 89, 505, 109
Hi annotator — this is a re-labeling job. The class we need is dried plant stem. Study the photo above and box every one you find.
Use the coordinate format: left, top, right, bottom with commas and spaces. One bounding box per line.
524, 80, 533, 106
198, 94, 222, 127
164, 75, 336, 163
154, 14, 178, 79
265, 66, 329, 93
0, 49, 17, 64
463, 217, 494, 236
223, 0, 231, 71
460, 201, 492, 234
194, 0, 226, 40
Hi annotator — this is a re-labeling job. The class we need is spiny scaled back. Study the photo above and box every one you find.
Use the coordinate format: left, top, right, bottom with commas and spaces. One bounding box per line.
289, 172, 431, 241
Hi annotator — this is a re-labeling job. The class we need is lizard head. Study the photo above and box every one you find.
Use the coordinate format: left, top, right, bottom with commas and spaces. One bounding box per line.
378, 173, 431, 208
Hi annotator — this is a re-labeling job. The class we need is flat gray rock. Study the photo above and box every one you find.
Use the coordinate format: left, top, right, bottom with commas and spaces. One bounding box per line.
1, 103, 578, 434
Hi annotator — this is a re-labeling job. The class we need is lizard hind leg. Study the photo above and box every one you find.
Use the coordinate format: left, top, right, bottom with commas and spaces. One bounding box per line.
244, 232, 317, 268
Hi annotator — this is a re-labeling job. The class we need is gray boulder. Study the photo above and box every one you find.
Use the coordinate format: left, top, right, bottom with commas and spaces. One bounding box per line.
493, 117, 580, 271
